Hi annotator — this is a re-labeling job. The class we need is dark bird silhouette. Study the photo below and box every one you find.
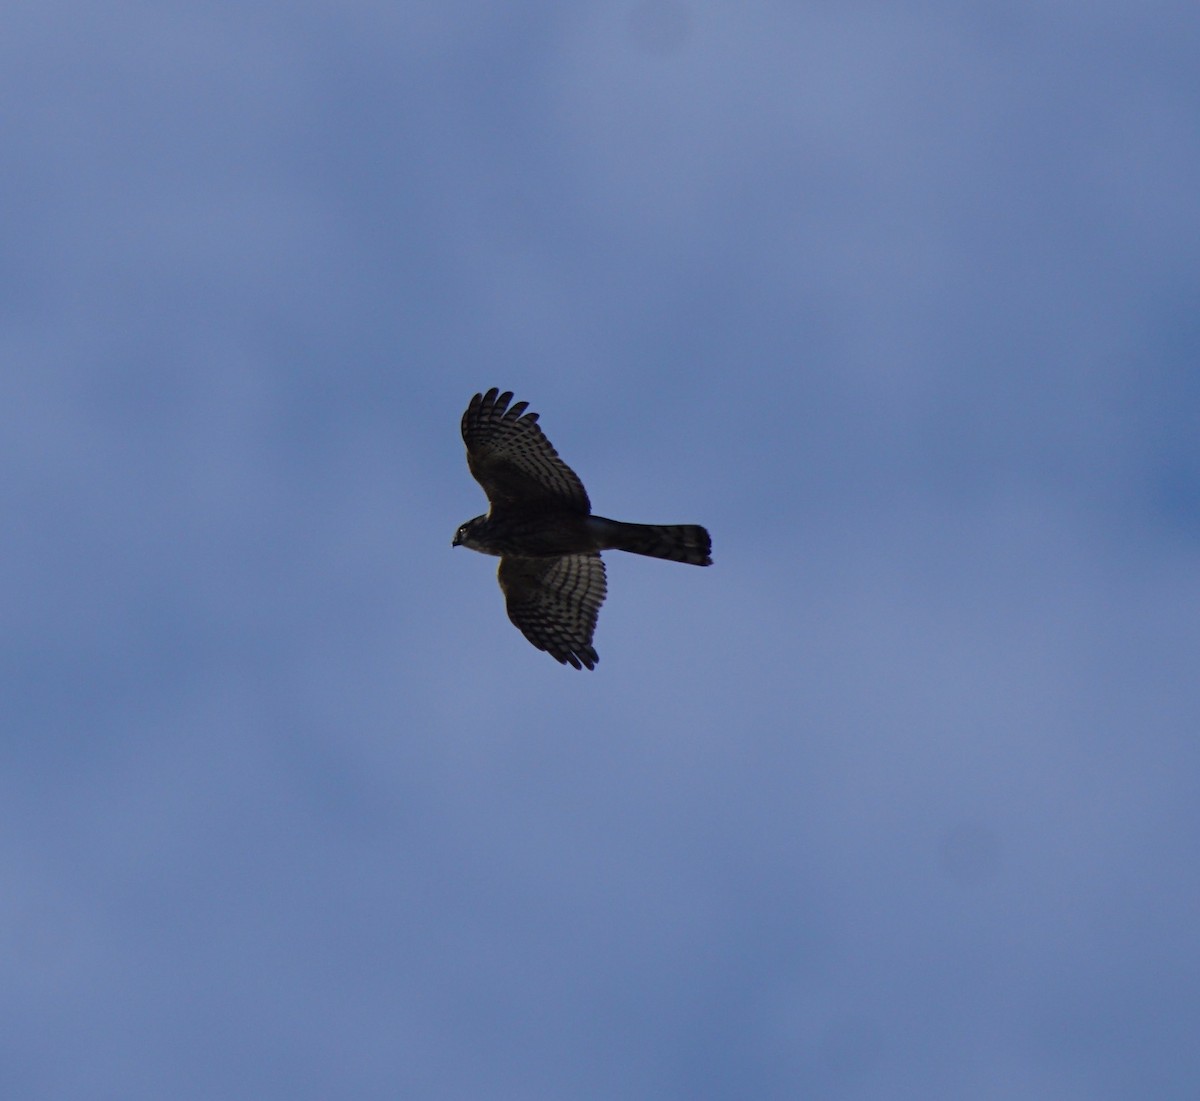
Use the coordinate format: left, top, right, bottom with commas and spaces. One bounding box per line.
453, 388, 711, 668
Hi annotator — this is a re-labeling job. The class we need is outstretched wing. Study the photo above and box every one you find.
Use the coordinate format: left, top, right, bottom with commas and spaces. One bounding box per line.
462, 389, 590, 514
498, 553, 606, 670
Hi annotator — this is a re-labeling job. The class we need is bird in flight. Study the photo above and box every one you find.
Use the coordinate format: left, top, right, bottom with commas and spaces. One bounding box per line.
453, 388, 712, 669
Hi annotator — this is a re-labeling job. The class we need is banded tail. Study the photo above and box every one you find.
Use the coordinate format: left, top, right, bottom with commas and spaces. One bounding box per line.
591, 518, 712, 566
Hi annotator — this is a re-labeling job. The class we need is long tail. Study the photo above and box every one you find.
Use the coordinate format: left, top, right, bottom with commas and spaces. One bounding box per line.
592, 519, 712, 565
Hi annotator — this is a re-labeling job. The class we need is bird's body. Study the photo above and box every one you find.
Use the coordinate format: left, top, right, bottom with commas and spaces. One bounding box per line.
455, 512, 710, 563
453, 388, 711, 669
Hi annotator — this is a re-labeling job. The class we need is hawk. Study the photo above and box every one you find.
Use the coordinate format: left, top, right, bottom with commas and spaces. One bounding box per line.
453, 388, 712, 669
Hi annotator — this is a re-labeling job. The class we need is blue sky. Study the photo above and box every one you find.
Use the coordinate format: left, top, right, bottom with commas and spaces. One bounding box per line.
4, 2, 1199, 1098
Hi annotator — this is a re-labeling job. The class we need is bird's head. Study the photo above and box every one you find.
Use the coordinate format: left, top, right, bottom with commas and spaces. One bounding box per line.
452, 515, 490, 552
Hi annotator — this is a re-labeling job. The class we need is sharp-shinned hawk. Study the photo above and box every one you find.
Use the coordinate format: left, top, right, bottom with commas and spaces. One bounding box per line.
453, 388, 712, 669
